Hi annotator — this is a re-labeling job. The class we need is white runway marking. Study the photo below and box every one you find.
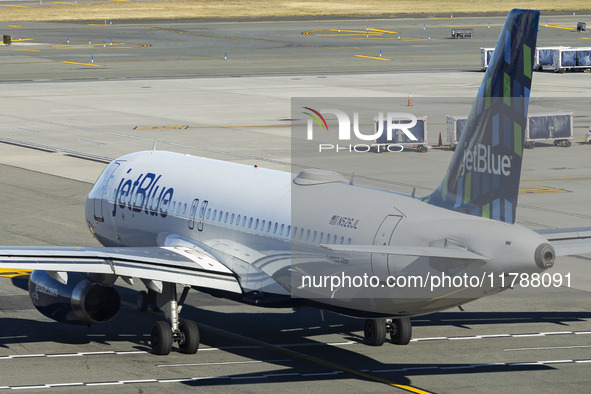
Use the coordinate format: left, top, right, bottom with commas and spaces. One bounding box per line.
157, 359, 291, 368
505, 345, 591, 351
2, 329, 589, 362
4, 357, 591, 390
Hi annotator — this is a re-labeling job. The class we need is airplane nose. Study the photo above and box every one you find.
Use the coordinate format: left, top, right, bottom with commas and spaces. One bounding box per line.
534, 243, 555, 269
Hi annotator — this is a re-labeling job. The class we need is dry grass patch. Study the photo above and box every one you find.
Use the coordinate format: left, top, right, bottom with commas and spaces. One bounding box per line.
0, 0, 590, 22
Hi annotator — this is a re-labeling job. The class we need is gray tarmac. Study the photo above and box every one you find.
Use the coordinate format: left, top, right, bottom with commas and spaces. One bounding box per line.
0, 12, 591, 393
1, 13, 590, 80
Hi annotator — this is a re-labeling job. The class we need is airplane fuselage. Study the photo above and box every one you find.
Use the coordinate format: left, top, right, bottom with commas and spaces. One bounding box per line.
85, 150, 552, 318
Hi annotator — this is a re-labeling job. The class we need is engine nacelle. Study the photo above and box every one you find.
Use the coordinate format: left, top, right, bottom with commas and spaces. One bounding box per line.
28, 270, 120, 325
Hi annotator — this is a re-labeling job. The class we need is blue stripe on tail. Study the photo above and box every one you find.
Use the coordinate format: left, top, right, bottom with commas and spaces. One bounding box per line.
423, 9, 539, 224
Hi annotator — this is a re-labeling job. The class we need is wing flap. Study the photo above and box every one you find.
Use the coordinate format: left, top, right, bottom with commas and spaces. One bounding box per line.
0, 246, 242, 294
320, 244, 489, 260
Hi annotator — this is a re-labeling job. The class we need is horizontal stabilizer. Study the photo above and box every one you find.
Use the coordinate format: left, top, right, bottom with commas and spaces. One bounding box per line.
320, 244, 489, 261
536, 227, 591, 256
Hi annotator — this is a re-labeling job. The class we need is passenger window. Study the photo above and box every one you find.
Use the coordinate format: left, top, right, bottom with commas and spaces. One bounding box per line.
242, 216, 247, 227
206, 208, 211, 219
299, 228, 303, 239
262, 220, 266, 231
312, 231, 317, 243
326, 234, 330, 244
273, 222, 278, 234
347, 238, 352, 245
306, 229, 310, 241
280, 224, 284, 235
286, 225, 291, 237
236, 214, 241, 226
224, 212, 228, 223
248, 217, 253, 228
319, 232, 324, 243
292, 226, 297, 238
183, 203, 187, 215
255, 219, 259, 230
230, 213, 235, 224
340, 236, 344, 244
267, 221, 272, 232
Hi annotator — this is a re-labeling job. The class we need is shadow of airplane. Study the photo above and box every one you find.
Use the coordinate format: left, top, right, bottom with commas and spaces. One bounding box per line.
2, 283, 582, 390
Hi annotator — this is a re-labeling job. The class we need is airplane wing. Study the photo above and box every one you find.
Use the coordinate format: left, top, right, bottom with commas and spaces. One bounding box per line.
0, 246, 242, 294
320, 244, 489, 260
535, 227, 591, 257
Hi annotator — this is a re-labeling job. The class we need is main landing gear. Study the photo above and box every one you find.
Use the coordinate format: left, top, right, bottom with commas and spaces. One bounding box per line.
137, 282, 200, 355
364, 317, 412, 346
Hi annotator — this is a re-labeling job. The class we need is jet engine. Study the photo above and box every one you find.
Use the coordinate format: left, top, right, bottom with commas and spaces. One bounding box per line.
28, 270, 120, 325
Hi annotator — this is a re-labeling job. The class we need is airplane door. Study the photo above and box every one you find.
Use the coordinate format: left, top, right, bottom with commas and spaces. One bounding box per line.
94, 162, 120, 222
197, 200, 208, 231
188, 199, 199, 229
371, 215, 402, 277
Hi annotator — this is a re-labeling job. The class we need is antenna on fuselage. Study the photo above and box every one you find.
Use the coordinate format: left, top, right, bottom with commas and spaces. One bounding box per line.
152, 140, 157, 151
349, 172, 355, 185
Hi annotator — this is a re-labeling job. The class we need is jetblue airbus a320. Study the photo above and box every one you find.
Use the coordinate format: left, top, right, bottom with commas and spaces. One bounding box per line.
1, 9, 590, 355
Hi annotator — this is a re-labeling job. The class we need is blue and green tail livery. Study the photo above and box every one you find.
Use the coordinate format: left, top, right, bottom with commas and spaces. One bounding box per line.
424, 9, 540, 224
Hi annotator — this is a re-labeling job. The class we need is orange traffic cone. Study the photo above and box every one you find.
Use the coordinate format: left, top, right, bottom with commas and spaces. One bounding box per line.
407, 93, 412, 106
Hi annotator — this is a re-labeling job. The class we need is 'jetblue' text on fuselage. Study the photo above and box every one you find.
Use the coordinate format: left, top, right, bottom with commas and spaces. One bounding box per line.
112, 169, 174, 218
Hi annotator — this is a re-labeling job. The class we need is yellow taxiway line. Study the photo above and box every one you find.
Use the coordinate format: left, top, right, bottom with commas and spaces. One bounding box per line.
60, 60, 104, 67
543, 24, 576, 31
354, 54, 391, 61
0, 268, 31, 278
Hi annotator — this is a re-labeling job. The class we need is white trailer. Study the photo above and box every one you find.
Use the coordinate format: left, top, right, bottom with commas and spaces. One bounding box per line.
553, 47, 591, 72
372, 116, 428, 153
482, 46, 569, 71
446, 115, 467, 150
447, 113, 573, 150
480, 48, 495, 71
535, 47, 569, 70
524, 112, 574, 148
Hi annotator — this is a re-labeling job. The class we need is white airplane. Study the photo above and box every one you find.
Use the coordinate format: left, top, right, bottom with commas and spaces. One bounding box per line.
2, 9, 591, 356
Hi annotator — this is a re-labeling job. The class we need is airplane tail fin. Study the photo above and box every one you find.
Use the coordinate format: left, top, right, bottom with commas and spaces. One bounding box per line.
423, 9, 540, 224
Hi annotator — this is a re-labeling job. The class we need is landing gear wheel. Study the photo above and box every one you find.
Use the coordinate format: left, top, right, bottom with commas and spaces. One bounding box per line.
137, 290, 149, 312
390, 317, 412, 345
364, 318, 386, 346
178, 319, 200, 354
151, 321, 173, 355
